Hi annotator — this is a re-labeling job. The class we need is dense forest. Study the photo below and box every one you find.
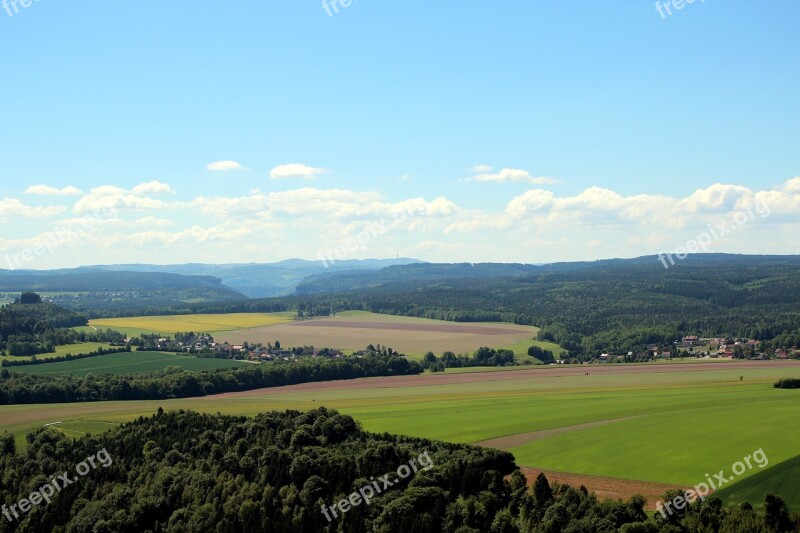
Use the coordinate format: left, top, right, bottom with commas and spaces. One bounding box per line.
0, 409, 795, 532
0, 296, 91, 356
0, 355, 421, 404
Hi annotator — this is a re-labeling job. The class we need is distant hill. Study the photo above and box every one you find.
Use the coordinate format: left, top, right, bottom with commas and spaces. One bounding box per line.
295, 254, 800, 294
81, 258, 423, 297
279, 254, 800, 358
0, 269, 246, 312
296, 262, 541, 294
0, 269, 239, 292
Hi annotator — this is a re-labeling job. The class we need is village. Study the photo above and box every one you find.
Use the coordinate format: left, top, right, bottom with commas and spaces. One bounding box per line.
126, 332, 403, 362
598, 335, 800, 364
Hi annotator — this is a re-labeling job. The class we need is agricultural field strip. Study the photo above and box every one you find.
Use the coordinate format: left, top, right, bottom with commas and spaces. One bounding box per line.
6, 342, 114, 361
1, 362, 798, 492
10, 351, 245, 376
216, 311, 541, 356
287, 320, 528, 335
88, 312, 294, 335
4, 378, 764, 427
2, 365, 795, 441
510, 398, 800, 487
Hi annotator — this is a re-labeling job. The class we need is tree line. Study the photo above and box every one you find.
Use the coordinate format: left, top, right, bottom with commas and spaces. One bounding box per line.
0, 346, 131, 368
421, 347, 518, 371
0, 354, 421, 404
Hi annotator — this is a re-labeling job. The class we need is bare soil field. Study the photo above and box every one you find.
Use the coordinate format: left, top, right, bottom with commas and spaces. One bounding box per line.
289, 319, 527, 335
218, 313, 539, 355
518, 466, 684, 510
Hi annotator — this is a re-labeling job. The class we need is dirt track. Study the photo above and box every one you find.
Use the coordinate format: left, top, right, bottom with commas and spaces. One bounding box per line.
208, 360, 800, 399
474, 417, 638, 449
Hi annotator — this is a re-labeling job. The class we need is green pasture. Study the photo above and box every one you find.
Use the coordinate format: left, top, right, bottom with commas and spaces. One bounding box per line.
2, 342, 113, 361
1, 361, 799, 509
714, 454, 800, 510
8, 351, 246, 376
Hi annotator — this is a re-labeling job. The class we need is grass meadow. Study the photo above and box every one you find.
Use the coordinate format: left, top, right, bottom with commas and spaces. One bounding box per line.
1, 361, 798, 508
8, 351, 246, 376
714, 455, 800, 510
2, 342, 114, 361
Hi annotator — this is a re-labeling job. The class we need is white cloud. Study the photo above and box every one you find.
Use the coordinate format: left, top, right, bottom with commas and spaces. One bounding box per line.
131, 180, 174, 195
25, 185, 83, 196
270, 163, 328, 179
469, 167, 558, 185
73, 182, 178, 214
781, 176, 800, 193
471, 164, 494, 173
206, 160, 244, 172
58, 215, 174, 228
677, 183, 752, 213
0, 198, 65, 221
6, 175, 800, 266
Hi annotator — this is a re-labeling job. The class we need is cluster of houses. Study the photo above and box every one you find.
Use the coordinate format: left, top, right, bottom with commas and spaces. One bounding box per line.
596, 335, 800, 363
679, 336, 764, 358
125, 332, 405, 362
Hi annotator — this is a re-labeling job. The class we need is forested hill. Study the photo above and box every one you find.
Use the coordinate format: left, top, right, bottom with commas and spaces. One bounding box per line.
284, 254, 800, 355
0, 295, 89, 356
82, 258, 422, 297
0, 270, 246, 311
296, 254, 800, 295
296, 262, 542, 294
0, 296, 87, 329
0, 270, 239, 292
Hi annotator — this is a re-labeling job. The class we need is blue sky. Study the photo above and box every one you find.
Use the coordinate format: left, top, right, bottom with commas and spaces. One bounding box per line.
1, 1, 799, 268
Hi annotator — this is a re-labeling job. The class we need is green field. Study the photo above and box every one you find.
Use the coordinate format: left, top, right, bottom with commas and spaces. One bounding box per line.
8, 351, 246, 376
87, 312, 295, 336
2, 342, 114, 361
714, 455, 800, 510
1, 359, 798, 510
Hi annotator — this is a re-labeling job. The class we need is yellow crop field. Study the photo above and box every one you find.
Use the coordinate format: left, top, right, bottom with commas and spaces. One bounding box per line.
89, 312, 295, 335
